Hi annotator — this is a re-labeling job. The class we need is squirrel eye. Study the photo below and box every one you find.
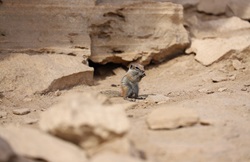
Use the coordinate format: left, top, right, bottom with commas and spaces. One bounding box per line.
135, 67, 140, 70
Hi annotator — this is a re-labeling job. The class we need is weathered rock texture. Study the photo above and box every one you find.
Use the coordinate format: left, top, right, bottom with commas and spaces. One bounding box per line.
89, 2, 189, 65
39, 92, 130, 150
0, 53, 94, 95
0, 126, 87, 162
186, 17, 250, 66
0, 0, 93, 56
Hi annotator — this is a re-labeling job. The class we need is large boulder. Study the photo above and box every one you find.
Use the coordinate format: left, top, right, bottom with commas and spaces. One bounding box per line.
39, 92, 130, 151
0, 126, 87, 162
89, 2, 190, 65
0, 53, 94, 95
186, 17, 250, 66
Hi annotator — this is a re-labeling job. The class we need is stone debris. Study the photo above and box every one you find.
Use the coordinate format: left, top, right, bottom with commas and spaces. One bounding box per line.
23, 97, 32, 102
218, 87, 227, 92
90, 152, 145, 162
0, 126, 87, 162
0, 111, 7, 118
39, 92, 130, 151
198, 88, 214, 94
24, 118, 39, 125
146, 106, 199, 130
232, 59, 245, 70
12, 108, 31, 115
146, 94, 170, 104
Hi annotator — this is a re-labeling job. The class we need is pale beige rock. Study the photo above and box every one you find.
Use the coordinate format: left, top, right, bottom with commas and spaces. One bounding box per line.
89, 2, 189, 65
24, 118, 39, 125
232, 59, 245, 70
227, 0, 250, 20
188, 17, 250, 39
0, 0, 93, 55
146, 106, 199, 130
188, 34, 250, 66
0, 126, 87, 162
39, 92, 130, 150
218, 87, 227, 92
197, 0, 229, 15
146, 94, 170, 103
91, 152, 144, 162
12, 108, 31, 115
0, 54, 94, 96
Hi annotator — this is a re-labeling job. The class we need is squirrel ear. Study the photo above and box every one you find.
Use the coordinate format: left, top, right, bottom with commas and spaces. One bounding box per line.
129, 64, 134, 69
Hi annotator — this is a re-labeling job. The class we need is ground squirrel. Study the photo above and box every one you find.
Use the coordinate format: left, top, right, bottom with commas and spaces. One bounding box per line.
121, 63, 146, 100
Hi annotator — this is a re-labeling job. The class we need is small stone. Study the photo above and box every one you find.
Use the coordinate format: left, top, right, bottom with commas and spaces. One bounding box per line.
232, 59, 245, 70
0, 111, 7, 118
228, 74, 236, 81
23, 97, 32, 102
146, 106, 199, 130
146, 94, 170, 103
241, 87, 248, 91
24, 118, 38, 125
54, 90, 62, 96
198, 88, 214, 94
244, 82, 250, 87
211, 76, 228, 83
218, 87, 227, 92
12, 108, 31, 115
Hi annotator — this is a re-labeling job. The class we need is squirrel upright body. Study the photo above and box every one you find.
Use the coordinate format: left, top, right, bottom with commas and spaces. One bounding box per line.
121, 63, 146, 99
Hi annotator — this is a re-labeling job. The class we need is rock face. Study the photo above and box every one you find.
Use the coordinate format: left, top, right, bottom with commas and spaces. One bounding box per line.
0, 0, 93, 56
197, 0, 229, 15
0, 126, 87, 162
89, 2, 189, 65
39, 92, 130, 150
146, 106, 199, 130
0, 53, 94, 95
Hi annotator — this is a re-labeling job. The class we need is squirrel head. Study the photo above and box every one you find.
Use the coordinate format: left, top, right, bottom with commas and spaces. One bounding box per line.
129, 63, 146, 78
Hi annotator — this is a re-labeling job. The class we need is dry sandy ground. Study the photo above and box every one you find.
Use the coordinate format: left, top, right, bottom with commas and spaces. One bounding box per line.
0, 53, 250, 162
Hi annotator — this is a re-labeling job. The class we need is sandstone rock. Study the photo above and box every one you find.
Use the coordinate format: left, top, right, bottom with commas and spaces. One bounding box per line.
197, 0, 229, 15
0, 111, 7, 118
91, 152, 144, 162
113, 67, 126, 76
0, 0, 93, 56
12, 108, 31, 115
89, 2, 189, 65
227, 0, 250, 20
187, 34, 250, 66
0, 126, 87, 162
146, 94, 170, 104
146, 106, 199, 130
39, 92, 130, 150
0, 53, 94, 95
188, 16, 250, 39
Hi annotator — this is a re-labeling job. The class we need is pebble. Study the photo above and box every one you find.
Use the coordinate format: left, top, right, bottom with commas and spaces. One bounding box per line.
0, 111, 7, 118
218, 87, 227, 92
54, 90, 62, 96
198, 88, 214, 94
12, 108, 31, 115
241, 87, 247, 91
232, 59, 245, 70
211, 76, 228, 83
23, 97, 32, 102
24, 118, 39, 125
